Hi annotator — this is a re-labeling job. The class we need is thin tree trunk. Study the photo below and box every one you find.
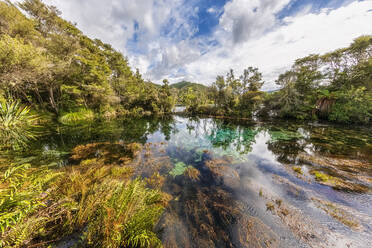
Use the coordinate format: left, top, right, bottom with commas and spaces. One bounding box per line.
18, 87, 32, 105
49, 85, 58, 114
35, 88, 44, 108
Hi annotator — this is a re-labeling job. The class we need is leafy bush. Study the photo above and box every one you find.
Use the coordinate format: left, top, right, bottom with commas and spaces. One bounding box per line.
0, 163, 61, 247
329, 87, 372, 124
0, 99, 39, 150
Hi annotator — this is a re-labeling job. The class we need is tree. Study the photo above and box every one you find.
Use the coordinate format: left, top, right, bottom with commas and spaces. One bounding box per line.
268, 35, 372, 123
209, 67, 265, 117
240, 67, 264, 92
0, 0, 180, 118
181, 87, 206, 114
157, 79, 175, 114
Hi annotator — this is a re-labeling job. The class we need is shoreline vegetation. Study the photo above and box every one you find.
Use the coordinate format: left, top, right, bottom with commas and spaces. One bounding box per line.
0, 0, 371, 247
176, 37, 372, 124
0, 1, 371, 126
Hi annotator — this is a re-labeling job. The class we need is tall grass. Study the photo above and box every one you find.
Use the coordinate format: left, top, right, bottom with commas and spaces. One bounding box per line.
58, 109, 95, 125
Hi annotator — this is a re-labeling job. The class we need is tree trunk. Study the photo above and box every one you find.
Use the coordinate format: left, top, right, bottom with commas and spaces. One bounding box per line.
314, 97, 334, 119
35, 88, 44, 108
49, 85, 59, 114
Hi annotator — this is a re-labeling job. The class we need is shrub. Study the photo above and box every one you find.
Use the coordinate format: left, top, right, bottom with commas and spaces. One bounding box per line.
0, 99, 39, 150
0, 163, 61, 247
329, 87, 372, 124
82, 179, 164, 248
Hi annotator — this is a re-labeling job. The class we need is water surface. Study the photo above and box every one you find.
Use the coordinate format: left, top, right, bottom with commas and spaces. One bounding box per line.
28, 116, 372, 247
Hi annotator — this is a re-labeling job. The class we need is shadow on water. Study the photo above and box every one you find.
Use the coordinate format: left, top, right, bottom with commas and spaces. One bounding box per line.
27, 116, 372, 247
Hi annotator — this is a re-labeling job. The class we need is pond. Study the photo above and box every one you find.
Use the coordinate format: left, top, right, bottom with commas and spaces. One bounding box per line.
22, 116, 372, 247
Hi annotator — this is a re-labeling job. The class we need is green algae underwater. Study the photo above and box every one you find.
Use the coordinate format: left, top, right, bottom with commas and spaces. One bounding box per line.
1, 116, 372, 247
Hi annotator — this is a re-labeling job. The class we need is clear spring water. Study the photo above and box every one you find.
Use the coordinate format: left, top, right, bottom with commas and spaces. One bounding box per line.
27, 116, 372, 247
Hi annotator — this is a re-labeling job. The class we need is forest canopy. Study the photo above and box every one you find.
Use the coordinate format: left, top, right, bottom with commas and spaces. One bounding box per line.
0, 0, 175, 119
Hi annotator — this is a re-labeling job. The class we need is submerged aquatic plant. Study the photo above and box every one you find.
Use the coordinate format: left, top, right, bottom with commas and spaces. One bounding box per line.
292, 166, 303, 175
58, 109, 94, 125
145, 172, 165, 189
312, 198, 361, 230
269, 130, 303, 142
0, 99, 39, 150
184, 166, 201, 181
242, 128, 258, 143
208, 128, 238, 147
311, 170, 333, 182
169, 161, 187, 177
1, 141, 165, 247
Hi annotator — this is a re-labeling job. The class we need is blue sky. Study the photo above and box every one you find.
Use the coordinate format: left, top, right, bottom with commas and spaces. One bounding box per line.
46, 0, 372, 90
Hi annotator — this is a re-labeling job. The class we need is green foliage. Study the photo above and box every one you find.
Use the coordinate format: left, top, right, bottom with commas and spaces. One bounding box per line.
180, 87, 208, 114
0, 1, 370, 124
0, 99, 39, 150
0, 141, 165, 247
171, 81, 207, 90
0, 1, 174, 118
0, 1, 37, 39
208, 67, 265, 117
0, 162, 61, 247
58, 108, 95, 125
156, 79, 176, 114
171, 68, 265, 117
268, 35, 372, 124
328, 87, 372, 124
82, 179, 163, 248
0, 34, 46, 76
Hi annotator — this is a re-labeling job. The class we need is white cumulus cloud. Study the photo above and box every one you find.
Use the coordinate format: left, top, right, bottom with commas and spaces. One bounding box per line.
41, 0, 372, 90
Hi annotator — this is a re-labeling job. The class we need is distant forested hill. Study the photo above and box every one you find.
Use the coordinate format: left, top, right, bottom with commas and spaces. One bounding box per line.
170, 81, 208, 91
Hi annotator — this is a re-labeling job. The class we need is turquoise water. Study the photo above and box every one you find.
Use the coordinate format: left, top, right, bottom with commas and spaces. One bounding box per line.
28, 116, 372, 247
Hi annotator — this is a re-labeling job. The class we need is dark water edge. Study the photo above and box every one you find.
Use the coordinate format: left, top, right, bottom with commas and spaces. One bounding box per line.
12, 115, 372, 247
